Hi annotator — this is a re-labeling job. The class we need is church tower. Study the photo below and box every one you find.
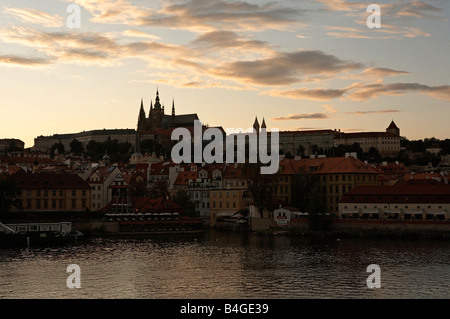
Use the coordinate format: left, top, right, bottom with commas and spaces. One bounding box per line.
149, 89, 164, 130
386, 120, 400, 136
253, 117, 260, 132
137, 98, 147, 133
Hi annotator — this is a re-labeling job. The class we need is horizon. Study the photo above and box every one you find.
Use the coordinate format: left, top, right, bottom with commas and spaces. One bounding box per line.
1, 0, 449, 149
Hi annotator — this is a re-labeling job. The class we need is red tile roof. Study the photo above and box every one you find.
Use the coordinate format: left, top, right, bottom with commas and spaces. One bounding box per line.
279, 156, 380, 175
12, 170, 91, 190
174, 171, 198, 185
341, 179, 450, 204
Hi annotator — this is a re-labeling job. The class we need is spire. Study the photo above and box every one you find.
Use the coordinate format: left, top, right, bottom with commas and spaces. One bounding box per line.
154, 88, 161, 110
172, 99, 175, 116
253, 116, 260, 132
261, 117, 266, 129
150, 100, 153, 112
137, 98, 147, 132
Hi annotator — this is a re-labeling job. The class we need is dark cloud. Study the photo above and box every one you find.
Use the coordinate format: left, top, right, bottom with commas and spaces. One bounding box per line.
272, 113, 329, 121
0, 54, 52, 66
215, 50, 363, 86
347, 82, 450, 101
346, 110, 401, 116
138, 0, 303, 31
264, 87, 348, 100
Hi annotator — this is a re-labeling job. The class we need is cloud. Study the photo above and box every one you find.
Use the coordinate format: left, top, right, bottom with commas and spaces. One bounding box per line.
346, 82, 450, 101
263, 81, 450, 102
212, 50, 362, 86
137, 0, 304, 32
346, 110, 401, 116
262, 87, 348, 100
191, 31, 270, 51
362, 67, 410, 78
69, 0, 147, 24
321, 104, 337, 114
123, 30, 161, 40
0, 55, 52, 66
3, 7, 63, 28
272, 113, 329, 121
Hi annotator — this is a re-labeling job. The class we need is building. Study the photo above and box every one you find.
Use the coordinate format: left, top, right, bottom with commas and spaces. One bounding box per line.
339, 179, 450, 220
11, 170, 91, 212
334, 121, 401, 157
0, 139, 25, 152
136, 90, 200, 151
87, 164, 122, 211
278, 155, 380, 214
33, 129, 136, 152
279, 129, 338, 156
209, 164, 249, 227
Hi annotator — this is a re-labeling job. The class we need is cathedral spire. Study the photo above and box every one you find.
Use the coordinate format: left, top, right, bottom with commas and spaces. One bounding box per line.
172, 99, 175, 116
261, 117, 266, 130
154, 88, 161, 110
253, 116, 260, 132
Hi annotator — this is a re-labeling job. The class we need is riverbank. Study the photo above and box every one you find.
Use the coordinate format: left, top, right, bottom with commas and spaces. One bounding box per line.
252, 219, 450, 240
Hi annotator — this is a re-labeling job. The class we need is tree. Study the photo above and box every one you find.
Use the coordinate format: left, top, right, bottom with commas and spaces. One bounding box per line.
172, 189, 196, 217
50, 142, 65, 156
307, 184, 331, 231
242, 162, 277, 218
0, 176, 20, 222
70, 139, 84, 155
128, 174, 147, 197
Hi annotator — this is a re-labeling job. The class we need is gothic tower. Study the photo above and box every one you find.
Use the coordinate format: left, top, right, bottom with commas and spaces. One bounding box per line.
386, 120, 400, 136
253, 116, 260, 132
137, 98, 147, 132
149, 89, 164, 130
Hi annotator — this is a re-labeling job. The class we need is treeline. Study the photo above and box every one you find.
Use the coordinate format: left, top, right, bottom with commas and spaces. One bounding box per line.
49, 138, 169, 163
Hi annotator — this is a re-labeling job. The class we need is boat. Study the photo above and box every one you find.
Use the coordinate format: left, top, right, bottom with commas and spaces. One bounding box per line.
103, 212, 203, 235
0, 222, 83, 247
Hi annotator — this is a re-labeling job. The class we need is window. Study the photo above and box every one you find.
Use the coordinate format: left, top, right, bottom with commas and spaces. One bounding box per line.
52, 199, 56, 209
59, 190, 63, 196
72, 199, 76, 208
59, 200, 64, 208
72, 190, 76, 197
82, 190, 86, 196
44, 190, 48, 197
52, 190, 56, 197
37, 190, 41, 197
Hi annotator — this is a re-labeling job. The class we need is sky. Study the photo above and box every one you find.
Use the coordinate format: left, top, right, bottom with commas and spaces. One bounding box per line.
0, 0, 449, 148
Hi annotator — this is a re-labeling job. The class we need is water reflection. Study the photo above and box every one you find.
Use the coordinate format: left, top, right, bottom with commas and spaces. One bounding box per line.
0, 230, 449, 299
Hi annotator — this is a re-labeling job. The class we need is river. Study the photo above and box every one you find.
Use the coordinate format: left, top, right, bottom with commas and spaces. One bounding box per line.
0, 230, 449, 299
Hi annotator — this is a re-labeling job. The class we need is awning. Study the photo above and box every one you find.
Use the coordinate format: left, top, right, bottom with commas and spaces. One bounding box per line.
341, 210, 358, 214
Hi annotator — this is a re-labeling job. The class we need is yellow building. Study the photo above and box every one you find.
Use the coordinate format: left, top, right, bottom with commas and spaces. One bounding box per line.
209, 164, 249, 227
12, 171, 91, 212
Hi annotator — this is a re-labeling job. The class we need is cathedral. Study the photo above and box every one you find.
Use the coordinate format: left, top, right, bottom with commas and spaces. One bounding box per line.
135, 90, 200, 154
137, 89, 199, 133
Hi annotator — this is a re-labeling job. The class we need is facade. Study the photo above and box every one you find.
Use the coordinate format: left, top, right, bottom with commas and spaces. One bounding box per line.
279, 129, 338, 156
209, 164, 248, 227
11, 170, 91, 212
87, 164, 122, 211
0, 139, 25, 152
334, 121, 401, 157
34, 129, 136, 152
339, 179, 450, 220
278, 155, 380, 214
